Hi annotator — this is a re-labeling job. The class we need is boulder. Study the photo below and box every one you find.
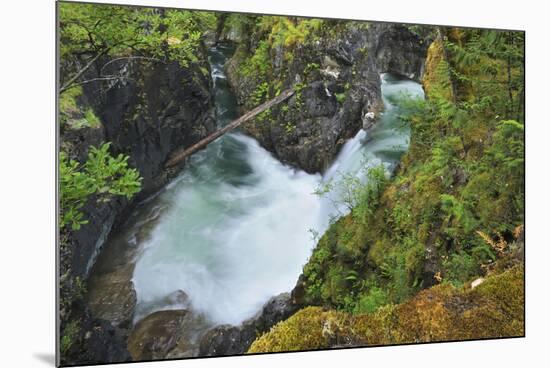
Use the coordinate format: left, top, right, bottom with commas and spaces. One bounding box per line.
199, 292, 299, 356
86, 263, 136, 329
127, 309, 210, 361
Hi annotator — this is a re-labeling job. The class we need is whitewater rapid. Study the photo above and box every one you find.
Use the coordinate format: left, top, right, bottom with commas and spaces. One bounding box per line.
131, 44, 424, 325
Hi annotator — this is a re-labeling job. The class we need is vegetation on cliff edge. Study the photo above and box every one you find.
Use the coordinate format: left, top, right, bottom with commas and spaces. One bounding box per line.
296, 27, 524, 317
249, 264, 524, 353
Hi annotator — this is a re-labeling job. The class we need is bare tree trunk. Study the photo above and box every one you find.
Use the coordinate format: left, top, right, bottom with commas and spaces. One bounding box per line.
165, 89, 295, 167
60, 48, 110, 94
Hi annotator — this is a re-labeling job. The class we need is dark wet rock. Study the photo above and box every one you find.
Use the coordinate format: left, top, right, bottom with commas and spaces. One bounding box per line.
254, 292, 299, 333
127, 309, 211, 361
128, 310, 187, 361
59, 303, 131, 366
59, 44, 216, 366
134, 290, 192, 321
87, 263, 136, 329
165, 290, 191, 307
225, 23, 427, 174
63, 52, 216, 281
198, 324, 253, 356
290, 274, 308, 306
199, 292, 299, 356
371, 23, 429, 82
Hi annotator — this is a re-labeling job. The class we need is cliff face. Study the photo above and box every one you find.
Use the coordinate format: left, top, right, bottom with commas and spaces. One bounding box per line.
62, 54, 215, 280
371, 24, 428, 81
223, 21, 428, 173
59, 46, 215, 365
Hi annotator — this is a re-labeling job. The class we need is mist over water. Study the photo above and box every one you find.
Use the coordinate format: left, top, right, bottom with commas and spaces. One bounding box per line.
131, 45, 424, 325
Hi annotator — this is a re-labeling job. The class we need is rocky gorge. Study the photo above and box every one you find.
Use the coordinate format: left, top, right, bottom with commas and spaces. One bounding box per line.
223, 20, 429, 173
59, 32, 216, 364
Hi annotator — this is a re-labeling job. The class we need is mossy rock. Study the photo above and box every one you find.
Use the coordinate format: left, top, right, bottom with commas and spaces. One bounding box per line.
248, 266, 524, 353
422, 39, 453, 101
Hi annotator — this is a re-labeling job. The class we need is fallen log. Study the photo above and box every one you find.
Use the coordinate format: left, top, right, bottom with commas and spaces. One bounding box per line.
165, 88, 295, 168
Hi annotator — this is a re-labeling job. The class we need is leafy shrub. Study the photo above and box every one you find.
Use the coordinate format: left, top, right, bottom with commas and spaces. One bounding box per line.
335, 92, 346, 104
353, 286, 389, 314
60, 320, 80, 355
60, 143, 142, 231
60, 3, 216, 67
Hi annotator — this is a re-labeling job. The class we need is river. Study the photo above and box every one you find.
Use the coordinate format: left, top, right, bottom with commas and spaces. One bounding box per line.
88, 43, 424, 331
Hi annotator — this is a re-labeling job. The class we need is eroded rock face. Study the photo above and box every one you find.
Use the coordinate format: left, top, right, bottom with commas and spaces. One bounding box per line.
59, 46, 216, 366
199, 292, 299, 356
224, 23, 428, 174
371, 24, 429, 81
127, 309, 211, 361
59, 303, 132, 366
225, 24, 381, 174
87, 263, 137, 330
64, 54, 216, 281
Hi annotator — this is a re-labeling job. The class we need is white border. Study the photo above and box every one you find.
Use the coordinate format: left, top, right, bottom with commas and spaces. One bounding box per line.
1, 0, 548, 367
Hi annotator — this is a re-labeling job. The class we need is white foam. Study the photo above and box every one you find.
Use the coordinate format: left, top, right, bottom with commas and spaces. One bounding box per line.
132, 66, 424, 325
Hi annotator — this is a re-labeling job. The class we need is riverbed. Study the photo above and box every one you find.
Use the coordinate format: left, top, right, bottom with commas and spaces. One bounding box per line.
87, 42, 424, 350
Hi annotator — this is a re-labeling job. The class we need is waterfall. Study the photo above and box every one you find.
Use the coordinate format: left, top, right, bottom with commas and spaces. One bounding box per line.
130, 47, 424, 325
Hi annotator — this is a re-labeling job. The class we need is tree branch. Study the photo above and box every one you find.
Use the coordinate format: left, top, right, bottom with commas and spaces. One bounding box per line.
99, 56, 165, 74
60, 48, 110, 94
65, 75, 134, 89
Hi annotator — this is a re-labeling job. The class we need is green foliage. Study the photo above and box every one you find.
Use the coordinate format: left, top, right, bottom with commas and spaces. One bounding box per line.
299, 27, 524, 318
352, 166, 388, 221
83, 109, 101, 128
284, 122, 296, 134
305, 166, 396, 308
240, 40, 271, 79
304, 62, 320, 75
353, 286, 390, 314
335, 92, 346, 104
251, 81, 270, 105
259, 17, 324, 47
442, 252, 478, 286
59, 3, 216, 73
249, 266, 524, 353
60, 143, 142, 231
60, 320, 80, 355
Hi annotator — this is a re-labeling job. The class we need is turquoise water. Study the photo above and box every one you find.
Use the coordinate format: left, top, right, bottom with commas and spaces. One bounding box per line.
131, 46, 424, 325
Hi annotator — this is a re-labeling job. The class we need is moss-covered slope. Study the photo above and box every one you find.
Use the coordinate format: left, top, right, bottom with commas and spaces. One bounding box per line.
250, 264, 524, 353
250, 27, 524, 352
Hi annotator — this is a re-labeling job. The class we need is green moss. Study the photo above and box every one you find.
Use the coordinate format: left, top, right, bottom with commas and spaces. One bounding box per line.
59, 86, 103, 130
248, 307, 349, 353
59, 86, 82, 114
248, 266, 524, 353
284, 121, 295, 134
84, 108, 101, 128
422, 39, 453, 101
297, 29, 523, 320
59, 86, 83, 126
353, 286, 389, 314
60, 320, 80, 355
